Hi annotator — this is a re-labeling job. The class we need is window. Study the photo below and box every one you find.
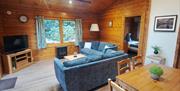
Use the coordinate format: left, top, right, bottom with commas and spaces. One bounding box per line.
44, 19, 60, 43
63, 20, 76, 42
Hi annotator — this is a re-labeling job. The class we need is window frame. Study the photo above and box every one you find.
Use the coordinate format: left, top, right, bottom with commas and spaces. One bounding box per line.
43, 18, 76, 46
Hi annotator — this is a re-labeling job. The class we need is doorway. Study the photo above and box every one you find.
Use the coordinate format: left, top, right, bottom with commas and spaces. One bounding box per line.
124, 16, 141, 57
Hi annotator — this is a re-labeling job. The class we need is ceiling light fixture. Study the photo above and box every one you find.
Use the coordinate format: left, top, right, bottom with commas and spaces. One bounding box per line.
69, 0, 72, 4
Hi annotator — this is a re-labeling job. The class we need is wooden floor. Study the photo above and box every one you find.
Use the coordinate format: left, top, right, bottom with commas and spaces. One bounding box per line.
2, 60, 109, 91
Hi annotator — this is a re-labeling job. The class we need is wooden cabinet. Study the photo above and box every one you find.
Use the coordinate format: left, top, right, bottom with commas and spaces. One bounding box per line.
67, 45, 78, 55
3, 49, 33, 74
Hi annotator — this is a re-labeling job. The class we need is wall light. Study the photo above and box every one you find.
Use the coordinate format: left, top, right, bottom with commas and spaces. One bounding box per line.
6, 10, 12, 15
90, 24, 100, 32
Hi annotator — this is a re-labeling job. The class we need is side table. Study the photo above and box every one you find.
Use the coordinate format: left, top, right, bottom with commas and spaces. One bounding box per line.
146, 55, 166, 65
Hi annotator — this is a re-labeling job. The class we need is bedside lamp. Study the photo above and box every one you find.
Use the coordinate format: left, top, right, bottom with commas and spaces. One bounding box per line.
90, 24, 100, 32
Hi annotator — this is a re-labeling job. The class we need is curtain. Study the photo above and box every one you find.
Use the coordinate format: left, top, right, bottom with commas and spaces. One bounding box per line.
75, 19, 83, 45
35, 16, 47, 49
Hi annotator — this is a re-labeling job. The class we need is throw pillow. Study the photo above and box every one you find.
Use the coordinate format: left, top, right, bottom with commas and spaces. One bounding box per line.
103, 45, 110, 53
104, 45, 110, 49
84, 42, 92, 49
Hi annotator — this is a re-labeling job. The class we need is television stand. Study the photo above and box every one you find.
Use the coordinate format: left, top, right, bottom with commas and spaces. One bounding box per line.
2, 49, 33, 74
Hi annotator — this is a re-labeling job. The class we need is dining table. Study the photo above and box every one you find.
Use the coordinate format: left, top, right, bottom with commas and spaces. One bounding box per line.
116, 64, 180, 91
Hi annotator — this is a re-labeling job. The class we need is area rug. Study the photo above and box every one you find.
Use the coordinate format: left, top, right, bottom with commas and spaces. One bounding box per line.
0, 77, 17, 91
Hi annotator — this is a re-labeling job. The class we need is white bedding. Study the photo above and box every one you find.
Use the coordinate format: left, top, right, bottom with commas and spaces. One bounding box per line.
128, 41, 139, 45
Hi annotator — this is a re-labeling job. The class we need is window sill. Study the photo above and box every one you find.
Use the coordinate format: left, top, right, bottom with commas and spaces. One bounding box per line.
46, 42, 75, 48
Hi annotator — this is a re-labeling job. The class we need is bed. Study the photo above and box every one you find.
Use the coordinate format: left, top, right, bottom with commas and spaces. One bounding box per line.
128, 40, 139, 52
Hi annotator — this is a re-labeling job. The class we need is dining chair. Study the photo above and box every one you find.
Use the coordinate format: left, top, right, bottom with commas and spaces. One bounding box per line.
132, 55, 143, 69
108, 79, 125, 91
117, 58, 131, 75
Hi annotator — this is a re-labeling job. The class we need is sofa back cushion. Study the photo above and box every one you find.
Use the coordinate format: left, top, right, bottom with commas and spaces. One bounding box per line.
80, 48, 104, 56
78, 41, 85, 49
91, 41, 100, 50
63, 57, 88, 67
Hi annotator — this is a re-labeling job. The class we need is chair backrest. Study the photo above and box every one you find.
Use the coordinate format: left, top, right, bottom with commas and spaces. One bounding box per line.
108, 79, 125, 91
117, 58, 131, 75
132, 55, 143, 69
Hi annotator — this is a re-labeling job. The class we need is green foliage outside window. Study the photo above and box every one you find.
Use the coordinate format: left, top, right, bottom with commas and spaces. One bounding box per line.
44, 19, 60, 43
63, 20, 76, 42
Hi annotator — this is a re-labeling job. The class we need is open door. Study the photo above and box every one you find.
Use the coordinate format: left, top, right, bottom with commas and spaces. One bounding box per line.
124, 16, 141, 57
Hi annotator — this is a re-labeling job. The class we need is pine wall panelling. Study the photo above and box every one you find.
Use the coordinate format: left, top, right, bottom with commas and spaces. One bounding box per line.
0, 7, 99, 61
99, 0, 150, 58
0, 14, 3, 49
0, 13, 3, 78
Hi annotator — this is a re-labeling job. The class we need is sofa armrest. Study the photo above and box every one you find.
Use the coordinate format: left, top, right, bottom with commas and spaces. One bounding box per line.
109, 46, 118, 50
54, 58, 68, 91
104, 46, 118, 53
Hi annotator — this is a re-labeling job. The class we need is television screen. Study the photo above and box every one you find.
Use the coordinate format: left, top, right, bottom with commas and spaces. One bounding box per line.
3, 35, 28, 53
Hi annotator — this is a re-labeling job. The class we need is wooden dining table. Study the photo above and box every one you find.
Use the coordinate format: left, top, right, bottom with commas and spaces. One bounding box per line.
116, 64, 180, 91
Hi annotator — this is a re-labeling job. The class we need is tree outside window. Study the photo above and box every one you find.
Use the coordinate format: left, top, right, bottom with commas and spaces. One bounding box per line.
63, 20, 76, 42
44, 19, 60, 43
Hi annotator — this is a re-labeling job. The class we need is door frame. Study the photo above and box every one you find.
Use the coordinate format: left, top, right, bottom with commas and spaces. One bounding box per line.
123, 16, 141, 54
174, 26, 180, 68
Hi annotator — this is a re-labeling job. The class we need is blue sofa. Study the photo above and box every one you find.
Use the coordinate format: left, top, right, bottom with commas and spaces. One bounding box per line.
54, 41, 128, 91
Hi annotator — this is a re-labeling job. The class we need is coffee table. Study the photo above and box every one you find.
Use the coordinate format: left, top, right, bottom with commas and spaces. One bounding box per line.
64, 54, 86, 61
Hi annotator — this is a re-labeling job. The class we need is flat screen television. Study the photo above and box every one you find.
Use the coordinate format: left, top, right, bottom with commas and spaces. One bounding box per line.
3, 35, 28, 53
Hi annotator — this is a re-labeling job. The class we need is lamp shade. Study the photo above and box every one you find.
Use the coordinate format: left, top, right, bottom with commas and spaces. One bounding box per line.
90, 24, 100, 31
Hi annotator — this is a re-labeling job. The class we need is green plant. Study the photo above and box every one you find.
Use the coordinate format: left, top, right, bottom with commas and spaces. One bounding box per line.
152, 46, 160, 52
149, 65, 164, 76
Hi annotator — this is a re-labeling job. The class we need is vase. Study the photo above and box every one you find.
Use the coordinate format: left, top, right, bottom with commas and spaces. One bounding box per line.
154, 50, 159, 55
151, 73, 160, 80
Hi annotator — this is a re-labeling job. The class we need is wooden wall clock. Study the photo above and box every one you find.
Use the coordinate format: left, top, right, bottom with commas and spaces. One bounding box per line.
19, 15, 29, 23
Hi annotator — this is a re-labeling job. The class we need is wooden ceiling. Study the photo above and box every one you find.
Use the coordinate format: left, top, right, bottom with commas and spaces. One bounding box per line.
0, 0, 117, 14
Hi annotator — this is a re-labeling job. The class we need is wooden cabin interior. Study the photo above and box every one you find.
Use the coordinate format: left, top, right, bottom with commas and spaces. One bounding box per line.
0, 0, 179, 91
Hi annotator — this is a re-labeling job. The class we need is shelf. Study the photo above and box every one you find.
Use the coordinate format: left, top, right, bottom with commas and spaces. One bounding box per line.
15, 56, 27, 61
2, 49, 33, 74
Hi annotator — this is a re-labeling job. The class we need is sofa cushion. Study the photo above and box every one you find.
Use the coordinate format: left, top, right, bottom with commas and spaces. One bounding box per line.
80, 48, 103, 56
103, 49, 124, 59
84, 42, 92, 49
91, 41, 100, 50
63, 57, 88, 67
87, 55, 102, 62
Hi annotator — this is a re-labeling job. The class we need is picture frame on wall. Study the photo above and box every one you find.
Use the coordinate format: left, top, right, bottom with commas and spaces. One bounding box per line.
154, 15, 177, 32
